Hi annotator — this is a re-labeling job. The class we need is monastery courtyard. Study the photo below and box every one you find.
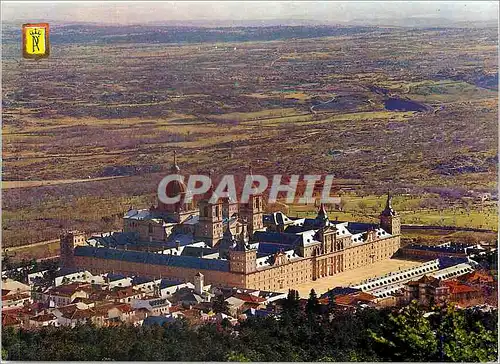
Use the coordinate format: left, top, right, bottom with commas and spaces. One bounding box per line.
287, 259, 422, 298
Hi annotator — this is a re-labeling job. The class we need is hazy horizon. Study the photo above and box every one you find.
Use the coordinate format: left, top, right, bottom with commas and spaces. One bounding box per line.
2, 1, 498, 25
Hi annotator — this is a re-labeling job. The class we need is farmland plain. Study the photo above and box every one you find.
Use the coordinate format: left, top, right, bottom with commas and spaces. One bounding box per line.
2, 24, 497, 248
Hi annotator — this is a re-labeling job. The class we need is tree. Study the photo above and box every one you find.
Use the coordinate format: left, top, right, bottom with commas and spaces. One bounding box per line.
369, 302, 498, 362
437, 304, 498, 362
226, 351, 251, 362
368, 301, 438, 361
212, 294, 230, 315
2, 253, 13, 271
357, 200, 367, 211
327, 290, 337, 314
281, 289, 300, 315
305, 289, 321, 317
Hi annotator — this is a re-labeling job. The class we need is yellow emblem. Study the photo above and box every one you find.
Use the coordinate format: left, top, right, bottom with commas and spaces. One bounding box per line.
22, 23, 50, 59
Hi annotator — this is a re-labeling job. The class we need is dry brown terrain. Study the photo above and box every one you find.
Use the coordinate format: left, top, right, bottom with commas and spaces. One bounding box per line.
2, 25, 497, 248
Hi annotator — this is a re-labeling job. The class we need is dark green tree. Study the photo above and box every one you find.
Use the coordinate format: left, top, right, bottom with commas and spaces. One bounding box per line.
327, 290, 337, 314
305, 289, 321, 317
281, 289, 300, 315
437, 304, 498, 362
368, 301, 438, 361
212, 294, 230, 315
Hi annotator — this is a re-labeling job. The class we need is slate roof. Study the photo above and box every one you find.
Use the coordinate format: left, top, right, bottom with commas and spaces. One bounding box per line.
74, 246, 230, 272
131, 276, 154, 285
55, 268, 86, 278
438, 256, 469, 269
243, 308, 272, 317
320, 287, 361, 299
346, 222, 377, 234
88, 232, 139, 247
253, 231, 301, 245
263, 212, 298, 226
124, 209, 178, 223
106, 273, 129, 282
143, 315, 176, 326
181, 246, 218, 258
407, 244, 469, 255
166, 233, 196, 246
159, 279, 185, 289
257, 242, 293, 256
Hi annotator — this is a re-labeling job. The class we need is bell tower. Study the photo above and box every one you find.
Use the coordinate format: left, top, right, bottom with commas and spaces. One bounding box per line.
380, 191, 400, 235
239, 165, 264, 237
195, 174, 223, 247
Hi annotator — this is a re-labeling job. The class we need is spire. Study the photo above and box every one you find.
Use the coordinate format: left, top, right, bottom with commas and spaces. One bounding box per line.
208, 169, 215, 193
381, 190, 396, 216
223, 218, 233, 239
316, 203, 328, 221
385, 190, 392, 210
248, 163, 259, 189
171, 151, 180, 173
202, 169, 218, 202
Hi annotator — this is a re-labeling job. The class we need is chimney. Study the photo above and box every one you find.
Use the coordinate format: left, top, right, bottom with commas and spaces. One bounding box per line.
194, 272, 204, 295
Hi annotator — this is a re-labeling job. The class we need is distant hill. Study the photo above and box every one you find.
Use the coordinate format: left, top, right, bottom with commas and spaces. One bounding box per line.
1, 23, 379, 44
347, 17, 498, 28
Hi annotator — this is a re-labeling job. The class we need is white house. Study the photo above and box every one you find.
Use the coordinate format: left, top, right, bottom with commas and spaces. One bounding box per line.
131, 297, 172, 316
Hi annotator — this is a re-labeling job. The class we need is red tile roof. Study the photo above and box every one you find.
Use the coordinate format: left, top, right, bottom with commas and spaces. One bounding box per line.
233, 293, 266, 303
1, 289, 11, 298
417, 275, 441, 286
48, 283, 90, 297
443, 281, 480, 295
335, 292, 377, 306
114, 303, 133, 313
459, 271, 495, 284
2, 313, 21, 327
111, 287, 140, 299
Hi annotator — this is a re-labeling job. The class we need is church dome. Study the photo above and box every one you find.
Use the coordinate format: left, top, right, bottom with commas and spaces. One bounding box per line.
165, 151, 187, 198
165, 177, 187, 198
157, 151, 195, 214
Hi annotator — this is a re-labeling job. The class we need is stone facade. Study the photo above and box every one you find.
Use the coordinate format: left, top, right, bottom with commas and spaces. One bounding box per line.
68, 218, 400, 292
63, 156, 401, 292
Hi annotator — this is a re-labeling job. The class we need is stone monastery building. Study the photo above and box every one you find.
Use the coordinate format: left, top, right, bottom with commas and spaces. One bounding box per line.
61, 156, 401, 292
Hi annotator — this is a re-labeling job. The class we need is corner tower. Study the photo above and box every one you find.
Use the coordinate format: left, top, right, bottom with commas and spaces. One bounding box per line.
380, 192, 400, 236
60, 231, 86, 268
229, 239, 257, 274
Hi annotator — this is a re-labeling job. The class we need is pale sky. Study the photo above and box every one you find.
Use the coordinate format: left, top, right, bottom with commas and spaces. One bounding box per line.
2, 1, 498, 24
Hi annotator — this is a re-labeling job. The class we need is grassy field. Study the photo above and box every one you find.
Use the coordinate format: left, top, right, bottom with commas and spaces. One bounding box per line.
287, 194, 498, 231
1, 176, 122, 189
